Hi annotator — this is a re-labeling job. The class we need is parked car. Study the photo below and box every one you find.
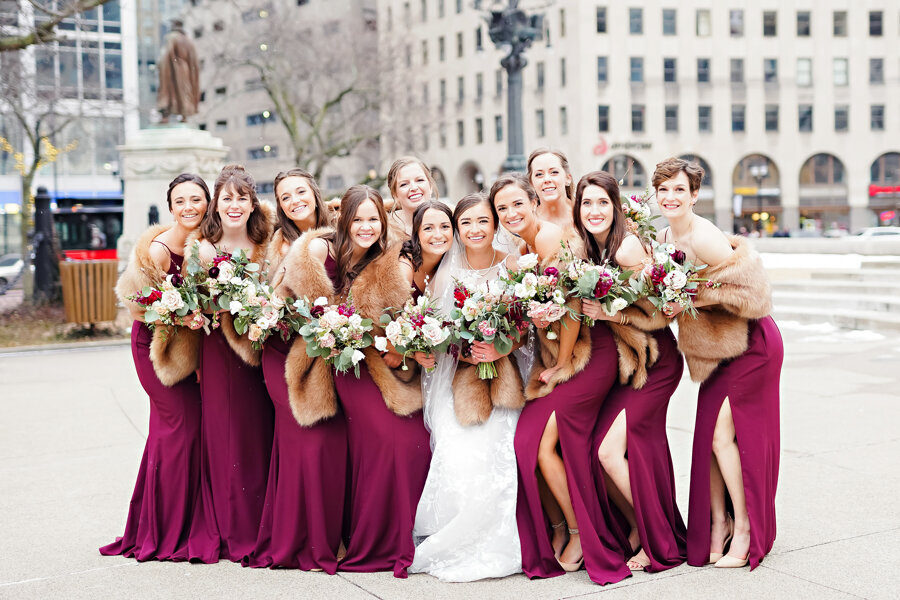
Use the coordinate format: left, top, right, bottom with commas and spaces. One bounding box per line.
852, 226, 900, 238
0, 254, 24, 288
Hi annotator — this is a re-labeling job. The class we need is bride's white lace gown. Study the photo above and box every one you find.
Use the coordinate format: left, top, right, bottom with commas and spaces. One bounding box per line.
410, 257, 526, 582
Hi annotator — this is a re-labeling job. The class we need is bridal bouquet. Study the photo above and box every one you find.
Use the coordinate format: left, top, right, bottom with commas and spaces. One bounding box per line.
297, 295, 374, 377
450, 277, 526, 380
499, 252, 573, 339
379, 291, 453, 373
227, 281, 297, 350
128, 271, 210, 333
621, 187, 660, 243
642, 242, 717, 318
558, 244, 642, 326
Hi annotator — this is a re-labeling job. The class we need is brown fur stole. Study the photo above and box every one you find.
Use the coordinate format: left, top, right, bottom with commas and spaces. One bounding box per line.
115, 224, 203, 386
677, 235, 772, 383
451, 354, 525, 426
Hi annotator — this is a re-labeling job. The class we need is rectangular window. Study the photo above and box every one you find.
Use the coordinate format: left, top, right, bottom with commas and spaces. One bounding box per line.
495, 69, 503, 97
663, 58, 677, 83
457, 120, 464, 146
598, 56, 608, 83
215, 119, 227, 131
423, 82, 429, 106
730, 9, 743, 36
869, 11, 883, 36
421, 40, 428, 65
456, 0, 462, 14
495, 115, 503, 142
248, 145, 277, 159
663, 9, 676, 35
475, 26, 483, 52
765, 105, 779, 131
476, 72, 484, 100
764, 58, 778, 83
833, 58, 848, 86
475, 117, 483, 144
871, 105, 885, 131
799, 104, 813, 132
596, 7, 607, 33
438, 0, 444, 19
835, 106, 849, 132
665, 105, 678, 132
560, 8, 566, 38
870, 58, 884, 84
421, 0, 427, 22
598, 105, 609, 132
797, 58, 812, 87
732, 105, 745, 132
536, 109, 545, 137
456, 32, 463, 57
630, 57, 644, 83
833, 11, 847, 36
631, 104, 645, 132
698, 105, 712, 132
536, 61, 545, 91
438, 36, 445, 61
560, 57, 566, 87
629, 8, 643, 34
246, 111, 276, 126
457, 76, 464, 104
439, 122, 447, 148
439, 78, 446, 106
405, 44, 412, 68
796, 11, 810, 36
763, 11, 777, 37
560, 106, 568, 135
730, 58, 744, 84
696, 9, 711, 36
697, 58, 710, 83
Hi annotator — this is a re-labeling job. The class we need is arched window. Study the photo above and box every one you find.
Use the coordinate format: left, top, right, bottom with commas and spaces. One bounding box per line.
600, 154, 646, 188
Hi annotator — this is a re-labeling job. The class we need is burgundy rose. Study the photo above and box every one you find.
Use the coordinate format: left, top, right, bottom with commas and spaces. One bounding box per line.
310, 304, 325, 318
594, 274, 614, 299
670, 249, 686, 265
170, 273, 184, 287
208, 266, 220, 279
544, 266, 559, 277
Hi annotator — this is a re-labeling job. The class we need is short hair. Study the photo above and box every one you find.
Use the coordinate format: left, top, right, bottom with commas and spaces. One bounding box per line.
651, 157, 705, 194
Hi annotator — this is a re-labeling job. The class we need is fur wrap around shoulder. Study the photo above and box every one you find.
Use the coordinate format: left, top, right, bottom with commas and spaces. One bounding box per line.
676, 235, 772, 383
115, 224, 202, 386
451, 356, 525, 426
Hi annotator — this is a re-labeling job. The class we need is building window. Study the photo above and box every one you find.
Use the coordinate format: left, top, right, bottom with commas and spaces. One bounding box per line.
421, 40, 428, 65
764, 59, 778, 83
697, 58, 710, 83
598, 105, 609, 132
495, 69, 503, 97
596, 7, 607, 33
438, 36, 445, 61
475, 72, 483, 101
246, 110, 276, 126
495, 115, 503, 142
536, 109, 545, 137
765, 105, 779, 132
438, 0, 444, 18
598, 56, 608, 83
215, 119, 227, 131
629, 8, 642, 34
248, 145, 277, 159
696, 9, 711, 36
763, 11, 777, 37
870, 58, 884, 84
731, 105, 745, 132
457, 76, 464, 104
536, 61, 544, 91
630, 57, 644, 83
833, 11, 847, 36
457, 120, 464, 146
456, 0, 462, 14
662, 9, 676, 35
405, 44, 412, 68
835, 106, 849, 132
663, 58, 677, 83
833, 58, 848, 86
560, 57, 566, 87
439, 78, 446, 106
665, 105, 678, 132
730, 9, 743, 36
698, 105, 712, 132
421, 0, 427, 22
871, 105, 885, 131
439, 122, 447, 147
797, 58, 812, 87
797, 11, 811, 36
475, 26, 483, 52
730, 58, 744, 84
423, 82, 429, 106
869, 11, 883, 36
456, 32, 463, 58
798, 105, 813, 132
559, 8, 566, 38
631, 104, 645, 132
475, 117, 483, 144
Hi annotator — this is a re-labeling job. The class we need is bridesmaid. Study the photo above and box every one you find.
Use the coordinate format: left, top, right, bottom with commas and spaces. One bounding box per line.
242, 168, 348, 571
491, 173, 630, 585
527, 148, 576, 231
573, 171, 687, 572
653, 157, 782, 570
102, 173, 216, 562
398, 200, 453, 308
386, 155, 439, 241
308, 185, 430, 578
191, 164, 274, 562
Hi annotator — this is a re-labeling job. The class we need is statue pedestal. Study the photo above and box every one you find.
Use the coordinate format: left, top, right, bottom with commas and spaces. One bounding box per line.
117, 125, 228, 265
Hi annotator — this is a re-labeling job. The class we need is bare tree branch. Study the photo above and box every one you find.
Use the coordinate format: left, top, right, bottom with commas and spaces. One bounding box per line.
1, 0, 113, 52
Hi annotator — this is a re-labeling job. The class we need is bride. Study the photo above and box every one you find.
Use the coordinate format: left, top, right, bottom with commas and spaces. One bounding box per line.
410, 192, 531, 582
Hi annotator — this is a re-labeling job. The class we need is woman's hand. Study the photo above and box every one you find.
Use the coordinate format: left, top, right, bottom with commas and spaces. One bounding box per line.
412, 351, 436, 370
662, 302, 684, 318
382, 349, 404, 369
539, 360, 571, 384
471, 340, 506, 363
581, 299, 614, 321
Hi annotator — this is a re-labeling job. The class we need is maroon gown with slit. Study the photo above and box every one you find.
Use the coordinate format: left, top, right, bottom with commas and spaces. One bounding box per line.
242, 255, 348, 571
592, 327, 687, 572
192, 281, 275, 562
515, 323, 632, 585
100, 250, 217, 563
334, 275, 431, 578
687, 316, 782, 570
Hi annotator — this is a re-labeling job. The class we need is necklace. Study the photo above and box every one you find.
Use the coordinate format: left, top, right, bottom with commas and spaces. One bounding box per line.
463, 247, 498, 274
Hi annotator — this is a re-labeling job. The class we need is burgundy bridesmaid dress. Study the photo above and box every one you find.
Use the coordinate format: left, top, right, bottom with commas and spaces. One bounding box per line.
193, 290, 275, 561
334, 269, 431, 578
242, 255, 348, 572
687, 316, 782, 570
100, 251, 217, 562
515, 323, 632, 585
592, 327, 687, 572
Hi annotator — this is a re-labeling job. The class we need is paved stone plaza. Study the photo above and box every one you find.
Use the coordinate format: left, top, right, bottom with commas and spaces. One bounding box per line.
1, 322, 898, 599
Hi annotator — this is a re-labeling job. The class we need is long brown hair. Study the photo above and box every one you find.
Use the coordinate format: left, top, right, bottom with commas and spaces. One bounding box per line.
399, 200, 454, 271
526, 147, 574, 201
273, 168, 331, 243
329, 185, 388, 291
573, 171, 629, 266
200, 164, 270, 244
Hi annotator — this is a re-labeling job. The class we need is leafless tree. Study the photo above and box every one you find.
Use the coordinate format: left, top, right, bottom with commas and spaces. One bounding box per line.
0, 0, 115, 52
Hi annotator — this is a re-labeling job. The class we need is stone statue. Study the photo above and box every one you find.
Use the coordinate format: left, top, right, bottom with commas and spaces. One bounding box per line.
156, 20, 200, 123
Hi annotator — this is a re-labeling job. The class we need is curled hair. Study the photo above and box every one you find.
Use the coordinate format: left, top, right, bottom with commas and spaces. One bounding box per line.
330, 185, 388, 291
386, 156, 438, 205
273, 168, 331, 243
651, 157, 705, 194
527, 148, 574, 201
399, 201, 454, 271
166, 173, 211, 211
201, 164, 270, 245
452, 191, 495, 230
573, 171, 629, 267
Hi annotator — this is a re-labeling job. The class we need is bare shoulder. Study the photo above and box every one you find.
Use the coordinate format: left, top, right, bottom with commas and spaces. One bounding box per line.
197, 239, 217, 263
693, 218, 733, 266
504, 253, 519, 271
307, 237, 330, 263
536, 221, 565, 258
148, 238, 170, 270
398, 256, 415, 284
615, 234, 649, 268
656, 226, 670, 244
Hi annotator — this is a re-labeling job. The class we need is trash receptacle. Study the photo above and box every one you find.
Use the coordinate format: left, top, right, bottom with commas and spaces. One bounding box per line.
59, 260, 118, 324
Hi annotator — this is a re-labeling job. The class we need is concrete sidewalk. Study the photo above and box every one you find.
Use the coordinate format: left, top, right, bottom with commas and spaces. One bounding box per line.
1, 322, 898, 599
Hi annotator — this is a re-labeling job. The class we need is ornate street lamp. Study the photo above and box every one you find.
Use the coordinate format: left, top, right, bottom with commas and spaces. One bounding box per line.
487, 1, 543, 172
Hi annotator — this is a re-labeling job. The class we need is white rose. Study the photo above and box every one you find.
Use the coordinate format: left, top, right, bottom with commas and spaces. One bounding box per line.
216, 261, 235, 282
229, 300, 243, 314
374, 336, 388, 352
514, 282, 529, 298
385, 320, 402, 344
611, 297, 628, 312
151, 300, 169, 316
247, 324, 262, 342
349, 313, 363, 328
270, 294, 285, 310
664, 270, 687, 290
351, 349, 366, 364
229, 276, 243, 286
160, 289, 184, 312
518, 253, 539, 270
421, 323, 448, 346
522, 272, 538, 288
314, 296, 328, 307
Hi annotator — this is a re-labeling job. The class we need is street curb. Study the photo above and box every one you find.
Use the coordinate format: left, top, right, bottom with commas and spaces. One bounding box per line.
0, 337, 131, 356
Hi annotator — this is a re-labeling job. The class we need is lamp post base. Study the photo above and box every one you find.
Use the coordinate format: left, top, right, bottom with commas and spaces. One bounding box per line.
502, 154, 527, 173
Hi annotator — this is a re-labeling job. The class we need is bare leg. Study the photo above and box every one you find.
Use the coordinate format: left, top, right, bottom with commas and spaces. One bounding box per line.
537, 412, 581, 564
711, 398, 750, 559
537, 469, 567, 556
709, 452, 731, 558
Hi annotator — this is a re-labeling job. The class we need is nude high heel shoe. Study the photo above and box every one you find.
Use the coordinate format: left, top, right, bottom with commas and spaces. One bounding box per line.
557, 528, 584, 572
708, 518, 734, 564
714, 553, 749, 568
551, 520, 567, 560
